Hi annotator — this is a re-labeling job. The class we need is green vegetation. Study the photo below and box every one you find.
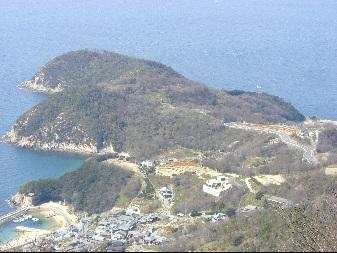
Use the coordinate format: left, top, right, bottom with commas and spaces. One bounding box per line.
161, 197, 337, 252
225, 207, 237, 217
20, 159, 141, 214
136, 198, 162, 214
161, 209, 289, 251
239, 192, 264, 207
140, 177, 156, 200
260, 169, 336, 203
255, 191, 265, 200
150, 173, 245, 214
33, 49, 181, 91
243, 157, 268, 168
202, 133, 310, 175
10, 50, 337, 252
317, 127, 337, 153
13, 50, 305, 163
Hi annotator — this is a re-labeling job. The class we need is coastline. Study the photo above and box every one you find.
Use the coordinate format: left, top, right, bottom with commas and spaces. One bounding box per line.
3, 127, 116, 157
19, 77, 62, 94
5, 76, 337, 159
0, 202, 77, 251
0, 228, 48, 251
5, 118, 337, 158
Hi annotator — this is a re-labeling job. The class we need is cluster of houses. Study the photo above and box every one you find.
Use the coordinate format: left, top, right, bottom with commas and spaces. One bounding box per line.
17, 208, 169, 252
202, 176, 232, 197
88, 209, 167, 246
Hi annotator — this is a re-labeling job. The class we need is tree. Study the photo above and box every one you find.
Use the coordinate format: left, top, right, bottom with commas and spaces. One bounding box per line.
226, 207, 236, 217
255, 191, 264, 200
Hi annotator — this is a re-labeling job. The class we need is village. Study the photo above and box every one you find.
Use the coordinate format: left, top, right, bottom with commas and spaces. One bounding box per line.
5, 149, 295, 252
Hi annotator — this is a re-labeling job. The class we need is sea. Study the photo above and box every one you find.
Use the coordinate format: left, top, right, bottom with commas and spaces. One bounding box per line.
0, 0, 336, 242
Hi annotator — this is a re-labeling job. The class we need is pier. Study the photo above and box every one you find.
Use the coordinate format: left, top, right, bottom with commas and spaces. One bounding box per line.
0, 207, 30, 225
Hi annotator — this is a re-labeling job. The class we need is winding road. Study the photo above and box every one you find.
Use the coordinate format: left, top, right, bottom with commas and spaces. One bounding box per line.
224, 122, 318, 164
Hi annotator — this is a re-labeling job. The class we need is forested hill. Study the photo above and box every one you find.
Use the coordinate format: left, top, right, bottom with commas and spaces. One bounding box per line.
22, 49, 182, 92
8, 49, 305, 158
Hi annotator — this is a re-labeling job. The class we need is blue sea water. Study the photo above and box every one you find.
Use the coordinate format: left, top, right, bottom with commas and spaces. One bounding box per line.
0, 215, 59, 244
0, 0, 336, 228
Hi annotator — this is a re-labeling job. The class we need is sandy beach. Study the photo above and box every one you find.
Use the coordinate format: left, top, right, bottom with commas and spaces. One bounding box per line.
39, 202, 78, 225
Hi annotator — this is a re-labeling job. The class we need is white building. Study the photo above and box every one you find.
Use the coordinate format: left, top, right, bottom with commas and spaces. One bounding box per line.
141, 160, 154, 168
205, 179, 222, 188
159, 187, 173, 199
202, 176, 232, 197
212, 213, 226, 222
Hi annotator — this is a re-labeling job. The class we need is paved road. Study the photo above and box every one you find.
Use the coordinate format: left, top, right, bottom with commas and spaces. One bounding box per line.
224, 122, 318, 164
244, 178, 293, 208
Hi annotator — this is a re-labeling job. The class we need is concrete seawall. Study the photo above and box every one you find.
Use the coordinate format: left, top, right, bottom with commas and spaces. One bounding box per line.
0, 207, 30, 226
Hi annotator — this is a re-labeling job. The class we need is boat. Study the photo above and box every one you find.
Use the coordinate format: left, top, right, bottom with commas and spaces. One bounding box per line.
13, 217, 25, 223
17, 215, 33, 222
32, 217, 39, 222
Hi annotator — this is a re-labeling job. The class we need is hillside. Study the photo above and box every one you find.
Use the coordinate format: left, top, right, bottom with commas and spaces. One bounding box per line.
7, 50, 337, 251
7, 49, 305, 159
19, 159, 141, 214
21, 49, 182, 93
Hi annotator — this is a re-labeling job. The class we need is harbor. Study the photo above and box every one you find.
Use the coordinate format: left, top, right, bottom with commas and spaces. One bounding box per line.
0, 202, 75, 249
0, 207, 30, 226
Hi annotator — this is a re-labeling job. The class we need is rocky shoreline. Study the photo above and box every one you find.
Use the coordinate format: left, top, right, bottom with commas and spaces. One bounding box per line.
10, 192, 33, 208
4, 128, 116, 156
19, 73, 62, 94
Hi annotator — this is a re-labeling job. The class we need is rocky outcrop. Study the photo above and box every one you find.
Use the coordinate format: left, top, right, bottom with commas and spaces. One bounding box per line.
5, 128, 117, 155
20, 72, 62, 93
10, 192, 33, 207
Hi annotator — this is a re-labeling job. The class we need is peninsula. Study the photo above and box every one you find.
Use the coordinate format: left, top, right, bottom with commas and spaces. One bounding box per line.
3, 49, 337, 252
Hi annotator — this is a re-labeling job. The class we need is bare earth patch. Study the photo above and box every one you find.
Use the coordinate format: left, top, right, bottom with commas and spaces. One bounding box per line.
325, 166, 337, 176
253, 174, 285, 186
105, 159, 143, 176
